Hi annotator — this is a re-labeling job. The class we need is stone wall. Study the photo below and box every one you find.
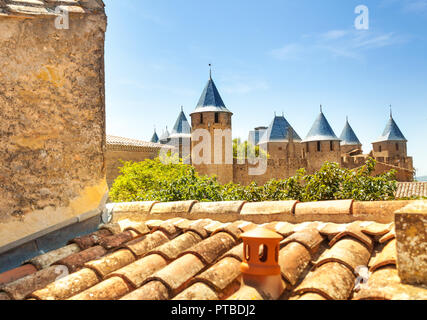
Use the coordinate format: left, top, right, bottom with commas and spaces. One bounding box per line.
303, 140, 341, 173
0, 5, 108, 251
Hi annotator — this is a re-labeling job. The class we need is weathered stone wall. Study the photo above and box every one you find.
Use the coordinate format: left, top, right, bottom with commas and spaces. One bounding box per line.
303, 140, 341, 173
191, 111, 233, 184
106, 148, 160, 187
0, 10, 108, 249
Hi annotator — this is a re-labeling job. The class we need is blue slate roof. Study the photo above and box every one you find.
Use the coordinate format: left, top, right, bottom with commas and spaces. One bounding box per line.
339, 119, 361, 146
374, 116, 407, 143
303, 111, 340, 142
259, 115, 301, 143
191, 77, 232, 114
170, 109, 191, 138
150, 130, 159, 143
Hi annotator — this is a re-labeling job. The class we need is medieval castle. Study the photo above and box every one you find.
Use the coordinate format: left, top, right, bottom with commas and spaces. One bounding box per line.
148, 73, 414, 185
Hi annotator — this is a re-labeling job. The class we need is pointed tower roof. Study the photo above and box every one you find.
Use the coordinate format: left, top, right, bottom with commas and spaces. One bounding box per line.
159, 126, 170, 142
259, 114, 301, 144
170, 107, 191, 138
339, 118, 361, 146
150, 129, 159, 143
374, 112, 407, 143
191, 72, 232, 115
303, 107, 340, 142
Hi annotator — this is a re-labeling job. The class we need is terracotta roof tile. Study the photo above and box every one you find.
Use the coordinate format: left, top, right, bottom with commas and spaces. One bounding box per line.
0, 292, 10, 300
279, 242, 311, 286
0, 264, 38, 286
108, 254, 167, 288
370, 239, 397, 272
120, 280, 169, 300
240, 201, 298, 216
2, 208, 426, 301
220, 243, 244, 261
190, 256, 241, 298
143, 254, 205, 297
295, 200, 353, 216
293, 262, 356, 300
28, 244, 81, 270
111, 201, 158, 215
98, 223, 122, 235
315, 238, 371, 275
69, 276, 132, 300
152, 221, 181, 239
379, 226, 396, 244
108, 254, 168, 288
190, 201, 246, 216
173, 282, 219, 300
329, 223, 373, 251
70, 229, 112, 250
359, 221, 392, 237
116, 220, 150, 235
0, 265, 69, 300
84, 249, 136, 279
30, 268, 100, 300
396, 182, 427, 199
98, 231, 136, 250
281, 228, 324, 256
54, 246, 107, 273
178, 232, 236, 265
150, 200, 198, 215
123, 231, 169, 257
292, 292, 327, 300
272, 221, 296, 237
147, 231, 202, 261
227, 285, 264, 300
353, 266, 427, 300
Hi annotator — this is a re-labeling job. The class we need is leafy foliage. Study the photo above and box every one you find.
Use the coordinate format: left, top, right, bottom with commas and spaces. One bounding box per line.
109, 157, 398, 203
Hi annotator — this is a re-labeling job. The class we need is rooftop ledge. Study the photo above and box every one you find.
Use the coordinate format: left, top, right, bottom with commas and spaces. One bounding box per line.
108, 199, 421, 225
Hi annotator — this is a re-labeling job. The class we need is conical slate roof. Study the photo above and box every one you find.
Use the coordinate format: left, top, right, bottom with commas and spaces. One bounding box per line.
170, 108, 191, 138
259, 115, 301, 143
303, 110, 340, 142
339, 119, 361, 146
159, 127, 170, 142
150, 130, 159, 143
191, 77, 232, 115
374, 115, 407, 143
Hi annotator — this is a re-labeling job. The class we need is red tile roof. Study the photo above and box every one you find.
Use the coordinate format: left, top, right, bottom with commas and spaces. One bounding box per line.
1, 213, 426, 300
396, 182, 427, 199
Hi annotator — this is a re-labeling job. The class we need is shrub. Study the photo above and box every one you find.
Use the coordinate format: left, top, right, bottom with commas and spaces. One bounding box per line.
109, 157, 397, 203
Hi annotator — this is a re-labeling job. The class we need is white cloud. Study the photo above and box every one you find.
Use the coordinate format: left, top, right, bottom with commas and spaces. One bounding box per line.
270, 29, 409, 61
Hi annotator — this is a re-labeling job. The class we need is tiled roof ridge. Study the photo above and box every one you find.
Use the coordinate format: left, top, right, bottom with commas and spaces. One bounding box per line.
111, 199, 425, 224
106, 135, 173, 151
0, 0, 105, 16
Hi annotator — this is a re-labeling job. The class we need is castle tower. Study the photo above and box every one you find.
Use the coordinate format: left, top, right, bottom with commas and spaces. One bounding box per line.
339, 117, 362, 154
258, 114, 302, 160
190, 70, 233, 184
150, 129, 159, 143
302, 106, 341, 173
372, 109, 409, 161
169, 107, 192, 163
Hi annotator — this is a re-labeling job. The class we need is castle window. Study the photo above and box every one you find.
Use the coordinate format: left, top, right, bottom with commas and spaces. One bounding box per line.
396, 143, 399, 151
317, 141, 321, 152
215, 112, 219, 124
379, 145, 382, 152
330, 141, 334, 151
306, 144, 309, 153
200, 113, 203, 124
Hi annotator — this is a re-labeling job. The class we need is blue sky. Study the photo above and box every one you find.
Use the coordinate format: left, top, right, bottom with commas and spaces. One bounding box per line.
104, 0, 427, 176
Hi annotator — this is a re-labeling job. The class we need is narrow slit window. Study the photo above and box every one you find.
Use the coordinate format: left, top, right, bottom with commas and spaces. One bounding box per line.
215, 112, 219, 124
200, 113, 203, 124
259, 244, 268, 262
317, 141, 321, 152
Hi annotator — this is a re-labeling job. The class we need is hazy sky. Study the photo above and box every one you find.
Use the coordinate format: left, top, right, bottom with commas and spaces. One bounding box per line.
103, 0, 427, 176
